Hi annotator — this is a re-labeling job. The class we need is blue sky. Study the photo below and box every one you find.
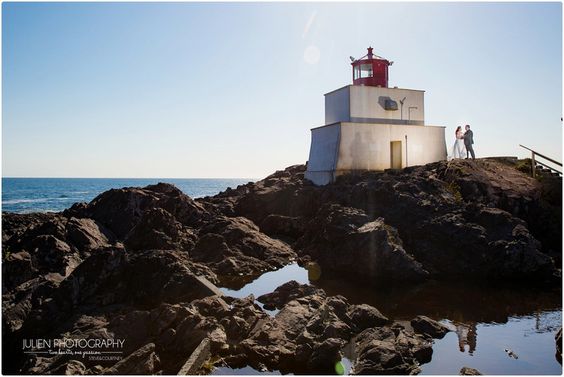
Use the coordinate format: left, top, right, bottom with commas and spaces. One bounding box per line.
2, 2, 562, 178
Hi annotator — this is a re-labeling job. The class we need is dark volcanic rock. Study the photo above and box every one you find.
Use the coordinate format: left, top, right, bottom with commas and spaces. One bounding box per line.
352, 325, 433, 375
436, 159, 561, 273
410, 206, 554, 279
2, 251, 36, 292
2, 214, 117, 285
2, 272, 64, 333
197, 216, 296, 282
2, 159, 561, 376
49, 359, 87, 375
67, 183, 208, 239
29, 235, 80, 276
298, 204, 428, 283
347, 304, 390, 331
241, 282, 396, 374
14, 248, 218, 341
65, 217, 114, 251
191, 233, 232, 263
257, 280, 320, 310
2, 212, 59, 244
45, 247, 217, 310
122, 249, 219, 306
411, 315, 451, 339
307, 337, 346, 372
291, 159, 559, 282
460, 366, 483, 375
124, 208, 197, 251
104, 343, 161, 374
206, 165, 319, 224
259, 214, 305, 241
7, 260, 224, 375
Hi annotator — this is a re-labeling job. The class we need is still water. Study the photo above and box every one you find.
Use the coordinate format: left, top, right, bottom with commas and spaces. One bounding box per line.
217, 263, 562, 375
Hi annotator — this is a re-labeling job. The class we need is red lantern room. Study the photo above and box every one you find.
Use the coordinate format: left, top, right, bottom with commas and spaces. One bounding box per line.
351, 47, 393, 87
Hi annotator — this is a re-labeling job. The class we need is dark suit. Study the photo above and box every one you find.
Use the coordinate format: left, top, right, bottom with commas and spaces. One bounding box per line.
464, 129, 475, 159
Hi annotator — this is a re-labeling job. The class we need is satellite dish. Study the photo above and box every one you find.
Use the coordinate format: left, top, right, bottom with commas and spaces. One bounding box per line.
349, 56, 356, 62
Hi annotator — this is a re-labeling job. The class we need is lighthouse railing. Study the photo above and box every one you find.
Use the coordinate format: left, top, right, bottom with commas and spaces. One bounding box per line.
519, 144, 562, 178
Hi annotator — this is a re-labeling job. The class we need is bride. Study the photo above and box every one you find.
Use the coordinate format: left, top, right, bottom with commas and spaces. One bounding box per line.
451, 126, 466, 159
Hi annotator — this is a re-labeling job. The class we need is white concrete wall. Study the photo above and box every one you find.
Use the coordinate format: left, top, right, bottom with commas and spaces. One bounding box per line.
306, 121, 447, 185
308, 85, 444, 186
335, 122, 446, 172
324, 85, 425, 125
304, 124, 341, 185
324, 86, 350, 124
349, 86, 424, 124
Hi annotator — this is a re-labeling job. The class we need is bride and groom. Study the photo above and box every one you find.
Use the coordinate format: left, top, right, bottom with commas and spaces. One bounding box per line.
452, 124, 475, 160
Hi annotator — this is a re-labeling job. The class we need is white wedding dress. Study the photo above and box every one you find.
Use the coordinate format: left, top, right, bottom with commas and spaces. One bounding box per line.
451, 131, 466, 159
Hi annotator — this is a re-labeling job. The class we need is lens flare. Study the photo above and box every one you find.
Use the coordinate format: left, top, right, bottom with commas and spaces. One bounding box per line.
335, 360, 345, 375
304, 45, 321, 65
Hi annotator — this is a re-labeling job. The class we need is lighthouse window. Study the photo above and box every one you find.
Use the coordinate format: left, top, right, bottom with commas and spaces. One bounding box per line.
354, 64, 374, 80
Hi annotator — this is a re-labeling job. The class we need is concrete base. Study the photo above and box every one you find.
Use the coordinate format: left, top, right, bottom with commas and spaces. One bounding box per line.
304, 170, 334, 186
305, 122, 447, 186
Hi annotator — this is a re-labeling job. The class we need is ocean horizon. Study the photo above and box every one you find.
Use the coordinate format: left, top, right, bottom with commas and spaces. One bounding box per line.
2, 177, 255, 214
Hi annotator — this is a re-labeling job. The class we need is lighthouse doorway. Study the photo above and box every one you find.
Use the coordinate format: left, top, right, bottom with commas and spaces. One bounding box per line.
390, 141, 402, 169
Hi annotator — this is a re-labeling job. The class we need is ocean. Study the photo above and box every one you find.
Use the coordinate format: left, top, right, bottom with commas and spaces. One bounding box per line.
1, 178, 254, 213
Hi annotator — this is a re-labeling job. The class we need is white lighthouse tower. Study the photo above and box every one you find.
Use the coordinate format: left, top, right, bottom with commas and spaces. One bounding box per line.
305, 47, 447, 186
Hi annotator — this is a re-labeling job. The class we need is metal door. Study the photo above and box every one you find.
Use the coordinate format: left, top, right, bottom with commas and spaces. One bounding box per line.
390, 141, 402, 169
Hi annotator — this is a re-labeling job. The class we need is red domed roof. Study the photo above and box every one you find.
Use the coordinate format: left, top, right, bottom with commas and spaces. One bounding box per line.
351, 47, 392, 87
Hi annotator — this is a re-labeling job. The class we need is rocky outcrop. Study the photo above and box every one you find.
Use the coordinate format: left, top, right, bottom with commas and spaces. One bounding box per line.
64, 183, 208, 239
2, 212, 58, 244
194, 216, 296, 285
2, 272, 64, 333
297, 204, 428, 283
230, 165, 319, 225
239, 288, 352, 373
103, 343, 161, 374
2, 214, 116, 289
202, 159, 559, 283
2, 251, 36, 292
124, 208, 197, 252
439, 159, 561, 264
351, 324, 433, 375
257, 280, 321, 310
2, 158, 561, 375
411, 315, 451, 339
460, 366, 482, 375
230, 282, 433, 375
66, 217, 114, 251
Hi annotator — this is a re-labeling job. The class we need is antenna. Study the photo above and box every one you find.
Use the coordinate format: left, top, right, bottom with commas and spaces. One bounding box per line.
399, 97, 406, 120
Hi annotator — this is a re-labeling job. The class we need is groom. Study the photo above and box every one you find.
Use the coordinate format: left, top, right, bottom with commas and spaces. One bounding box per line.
464, 124, 475, 160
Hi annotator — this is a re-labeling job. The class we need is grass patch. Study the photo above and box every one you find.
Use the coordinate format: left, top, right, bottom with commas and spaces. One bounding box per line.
515, 158, 532, 175
198, 356, 223, 375
446, 181, 463, 203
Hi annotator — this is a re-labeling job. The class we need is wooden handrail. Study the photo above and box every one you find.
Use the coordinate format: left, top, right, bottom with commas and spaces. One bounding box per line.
519, 145, 562, 167
519, 144, 562, 178
536, 160, 562, 174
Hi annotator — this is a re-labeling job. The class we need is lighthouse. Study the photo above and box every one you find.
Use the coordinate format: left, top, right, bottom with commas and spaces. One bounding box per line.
305, 47, 447, 186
